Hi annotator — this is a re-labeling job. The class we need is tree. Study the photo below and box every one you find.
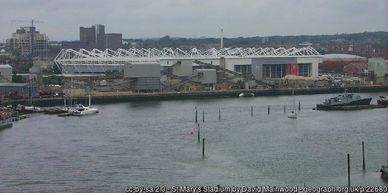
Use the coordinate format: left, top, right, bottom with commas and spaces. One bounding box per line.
12, 72, 24, 83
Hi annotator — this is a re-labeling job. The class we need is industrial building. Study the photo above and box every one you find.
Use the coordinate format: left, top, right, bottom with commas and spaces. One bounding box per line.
0, 83, 38, 98
124, 62, 160, 91
193, 69, 217, 84
6, 26, 48, 57
368, 58, 388, 81
54, 47, 322, 83
320, 54, 367, 75
0, 64, 12, 83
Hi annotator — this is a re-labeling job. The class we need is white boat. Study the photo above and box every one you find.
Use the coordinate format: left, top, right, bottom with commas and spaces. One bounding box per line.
70, 95, 99, 116
239, 92, 255, 97
288, 90, 297, 119
16, 105, 43, 113
71, 105, 99, 116
288, 110, 297, 119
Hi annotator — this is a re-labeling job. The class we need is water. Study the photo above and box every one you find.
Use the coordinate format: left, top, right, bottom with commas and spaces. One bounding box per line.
0, 92, 387, 192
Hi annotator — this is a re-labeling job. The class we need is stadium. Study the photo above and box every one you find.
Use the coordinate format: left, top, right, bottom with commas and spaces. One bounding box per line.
54, 46, 322, 81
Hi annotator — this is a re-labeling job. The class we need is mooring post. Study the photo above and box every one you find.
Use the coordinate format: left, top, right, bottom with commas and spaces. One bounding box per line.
268, 105, 270, 115
284, 104, 286, 113
347, 154, 351, 188
197, 123, 200, 144
362, 141, 366, 170
298, 101, 301, 112
195, 107, 198, 123
218, 108, 221, 120
202, 111, 205, 122
202, 138, 205, 158
251, 106, 253, 117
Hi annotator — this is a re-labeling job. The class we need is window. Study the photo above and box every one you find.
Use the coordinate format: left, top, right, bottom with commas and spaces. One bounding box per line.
234, 65, 252, 79
298, 63, 311, 76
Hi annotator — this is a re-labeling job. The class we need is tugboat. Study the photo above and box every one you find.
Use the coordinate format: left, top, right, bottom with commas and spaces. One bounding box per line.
316, 92, 372, 110
380, 165, 388, 179
377, 96, 388, 106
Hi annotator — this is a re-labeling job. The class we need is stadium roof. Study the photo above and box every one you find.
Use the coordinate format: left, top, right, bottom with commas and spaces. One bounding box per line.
55, 47, 322, 62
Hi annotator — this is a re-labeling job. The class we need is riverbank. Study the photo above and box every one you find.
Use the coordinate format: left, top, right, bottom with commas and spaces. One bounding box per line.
3, 85, 388, 106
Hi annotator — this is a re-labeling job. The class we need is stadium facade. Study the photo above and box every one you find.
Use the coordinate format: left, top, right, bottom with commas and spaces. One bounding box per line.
54, 47, 322, 81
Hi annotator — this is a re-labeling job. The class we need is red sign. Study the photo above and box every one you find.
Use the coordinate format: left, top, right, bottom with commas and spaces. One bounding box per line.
288, 64, 298, 75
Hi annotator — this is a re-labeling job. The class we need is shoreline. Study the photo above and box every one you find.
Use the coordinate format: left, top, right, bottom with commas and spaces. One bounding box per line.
2, 85, 388, 107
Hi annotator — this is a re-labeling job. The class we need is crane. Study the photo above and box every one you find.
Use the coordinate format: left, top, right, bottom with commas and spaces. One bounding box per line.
12, 19, 43, 28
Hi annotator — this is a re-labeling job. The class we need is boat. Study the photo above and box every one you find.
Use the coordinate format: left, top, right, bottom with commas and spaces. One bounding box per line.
0, 111, 13, 130
380, 165, 388, 179
71, 105, 99, 116
377, 96, 388, 106
44, 107, 69, 114
288, 111, 297, 119
0, 118, 13, 130
16, 104, 43, 113
288, 90, 297, 119
70, 95, 99, 116
239, 92, 255, 97
316, 92, 372, 110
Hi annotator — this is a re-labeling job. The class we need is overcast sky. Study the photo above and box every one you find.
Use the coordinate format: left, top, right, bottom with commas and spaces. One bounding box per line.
0, 0, 387, 41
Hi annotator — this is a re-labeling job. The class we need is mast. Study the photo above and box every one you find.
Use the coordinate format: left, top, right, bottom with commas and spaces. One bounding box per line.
292, 90, 296, 111
70, 76, 73, 106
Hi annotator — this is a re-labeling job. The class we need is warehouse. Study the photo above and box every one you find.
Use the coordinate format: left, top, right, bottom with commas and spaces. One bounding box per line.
0, 83, 38, 99
124, 62, 160, 91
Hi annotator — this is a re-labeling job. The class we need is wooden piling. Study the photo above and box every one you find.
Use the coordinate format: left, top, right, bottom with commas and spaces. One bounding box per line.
251, 106, 253, 117
362, 141, 365, 170
347, 154, 350, 188
202, 111, 205, 122
267, 105, 270, 115
298, 101, 301, 112
218, 108, 221, 120
197, 124, 200, 144
284, 104, 286, 113
202, 138, 205, 158
195, 107, 198, 123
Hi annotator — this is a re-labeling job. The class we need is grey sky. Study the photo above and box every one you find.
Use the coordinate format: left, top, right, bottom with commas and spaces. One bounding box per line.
0, 0, 387, 41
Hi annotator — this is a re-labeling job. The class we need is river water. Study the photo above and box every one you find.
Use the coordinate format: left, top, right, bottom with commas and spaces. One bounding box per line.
0, 92, 387, 192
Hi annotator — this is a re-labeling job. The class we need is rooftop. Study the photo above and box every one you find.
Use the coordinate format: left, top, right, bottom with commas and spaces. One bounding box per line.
55, 46, 322, 62
0, 83, 32, 87
0, 64, 12, 69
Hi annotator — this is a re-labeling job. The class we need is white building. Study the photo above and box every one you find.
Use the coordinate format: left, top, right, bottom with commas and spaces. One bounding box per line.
368, 58, 388, 78
0, 64, 12, 83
